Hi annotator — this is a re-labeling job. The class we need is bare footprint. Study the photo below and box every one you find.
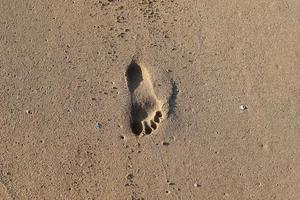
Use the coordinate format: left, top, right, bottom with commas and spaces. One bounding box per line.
126, 60, 163, 135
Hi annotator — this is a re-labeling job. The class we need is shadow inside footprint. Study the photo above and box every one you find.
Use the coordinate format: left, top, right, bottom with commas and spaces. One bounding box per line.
130, 104, 147, 135
126, 61, 143, 93
126, 61, 144, 135
130, 121, 143, 135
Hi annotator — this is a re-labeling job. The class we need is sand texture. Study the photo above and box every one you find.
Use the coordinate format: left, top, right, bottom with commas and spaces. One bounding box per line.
0, 0, 299, 199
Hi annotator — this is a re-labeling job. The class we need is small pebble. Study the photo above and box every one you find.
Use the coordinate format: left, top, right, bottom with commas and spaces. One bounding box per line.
96, 122, 102, 129
257, 182, 263, 187
224, 193, 229, 197
120, 135, 125, 140
239, 105, 247, 111
126, 174, 134, 181
25, 110, 32, 114
162, 141, 170, 146
194, 183, 201, 187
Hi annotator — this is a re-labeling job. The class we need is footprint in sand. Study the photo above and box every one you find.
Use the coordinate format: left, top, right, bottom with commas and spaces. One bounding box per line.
126, 60, 163, 136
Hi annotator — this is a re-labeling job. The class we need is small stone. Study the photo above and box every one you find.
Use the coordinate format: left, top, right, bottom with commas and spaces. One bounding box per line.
25, 110, 32, 114
257, 182, 263, 187
96, 122, 102, 129
224, 193, 229, 197
126, 174, 134, 181
239, 105, 247, 111
194, 183, 201, 187
120, 135, 125, 140
162, 141, 170, 146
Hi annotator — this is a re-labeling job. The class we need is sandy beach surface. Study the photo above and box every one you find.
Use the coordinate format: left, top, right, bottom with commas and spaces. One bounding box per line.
0, 0, 299, 199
